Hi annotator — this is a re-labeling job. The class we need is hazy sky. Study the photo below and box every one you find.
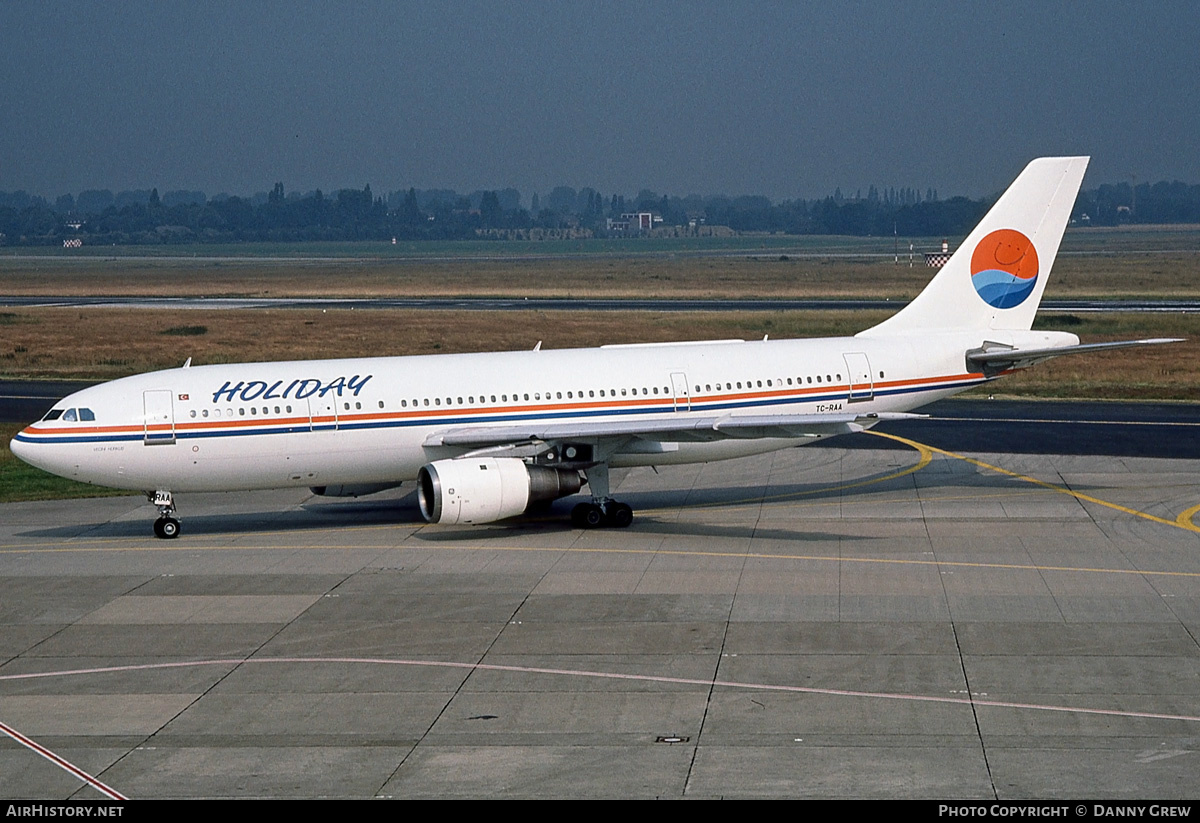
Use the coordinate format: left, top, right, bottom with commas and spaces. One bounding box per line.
2, 1, 1197, 202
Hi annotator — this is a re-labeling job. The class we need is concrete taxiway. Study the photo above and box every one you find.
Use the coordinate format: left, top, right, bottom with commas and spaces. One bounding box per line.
2, 436, 1199, 799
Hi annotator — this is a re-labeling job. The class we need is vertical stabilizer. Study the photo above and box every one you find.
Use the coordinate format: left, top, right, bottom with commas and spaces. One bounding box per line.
858, 156, 1088, 337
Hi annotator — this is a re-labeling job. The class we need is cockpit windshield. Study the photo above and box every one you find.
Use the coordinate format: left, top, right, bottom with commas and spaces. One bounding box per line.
42, 408, 94, 422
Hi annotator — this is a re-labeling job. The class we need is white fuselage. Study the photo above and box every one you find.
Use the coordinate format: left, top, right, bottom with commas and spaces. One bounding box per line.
10, 327, 1074, 493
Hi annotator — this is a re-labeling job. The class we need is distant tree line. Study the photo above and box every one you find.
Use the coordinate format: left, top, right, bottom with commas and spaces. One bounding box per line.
1, 178, 1198, 247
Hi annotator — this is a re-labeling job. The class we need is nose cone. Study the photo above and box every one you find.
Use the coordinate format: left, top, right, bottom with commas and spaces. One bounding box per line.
10, 427, 44, 470
9, 425, 70, 478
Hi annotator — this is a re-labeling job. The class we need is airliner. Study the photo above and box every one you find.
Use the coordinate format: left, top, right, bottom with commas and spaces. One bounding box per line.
10, 157, 1178, 538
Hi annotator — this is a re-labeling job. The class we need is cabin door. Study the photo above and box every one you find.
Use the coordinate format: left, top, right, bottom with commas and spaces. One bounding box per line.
308, 395, 340, 431
143, 390, 176, 444
843, 352, 874, 402
670, 372, 691, 412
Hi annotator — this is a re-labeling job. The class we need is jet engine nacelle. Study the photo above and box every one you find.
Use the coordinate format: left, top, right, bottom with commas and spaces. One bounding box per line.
417, 457, 583, 525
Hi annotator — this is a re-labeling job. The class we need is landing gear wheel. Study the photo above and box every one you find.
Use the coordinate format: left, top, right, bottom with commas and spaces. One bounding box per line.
572, 502, 605, 528
154, 517, 181, 539
605, 502, 634, 528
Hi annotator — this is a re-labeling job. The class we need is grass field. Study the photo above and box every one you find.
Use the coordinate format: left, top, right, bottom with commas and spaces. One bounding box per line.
3, 226, 1200, 300
1, 305, 1196, 396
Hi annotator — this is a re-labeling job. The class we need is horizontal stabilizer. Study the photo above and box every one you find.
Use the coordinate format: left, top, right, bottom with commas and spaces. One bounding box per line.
968, 338, 1183, 370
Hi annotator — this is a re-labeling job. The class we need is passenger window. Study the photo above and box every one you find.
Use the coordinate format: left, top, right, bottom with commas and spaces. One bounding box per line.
189, 410, 197, 418
202, 409, 209, 418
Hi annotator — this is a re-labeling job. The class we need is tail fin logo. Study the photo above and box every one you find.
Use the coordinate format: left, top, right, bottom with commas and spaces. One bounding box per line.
970, 228, 1040, 309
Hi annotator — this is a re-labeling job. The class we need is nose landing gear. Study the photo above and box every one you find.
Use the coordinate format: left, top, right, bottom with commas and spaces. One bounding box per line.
149, 490, 181, 539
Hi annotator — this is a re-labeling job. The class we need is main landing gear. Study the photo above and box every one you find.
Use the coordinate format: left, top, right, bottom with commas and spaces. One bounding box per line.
149, 489, 181, 539
570, 500, 633, 529
571, 463, 634, 529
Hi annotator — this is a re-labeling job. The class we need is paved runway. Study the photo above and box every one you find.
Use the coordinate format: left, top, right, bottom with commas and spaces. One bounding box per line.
2, 436, 1199, 799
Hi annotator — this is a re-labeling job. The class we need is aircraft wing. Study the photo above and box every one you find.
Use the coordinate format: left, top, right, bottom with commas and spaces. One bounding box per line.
424, 412, 925, 449
967, 338, 1183, 371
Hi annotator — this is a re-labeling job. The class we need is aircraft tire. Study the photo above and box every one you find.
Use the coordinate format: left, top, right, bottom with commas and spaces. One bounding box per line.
155, 517, 181, 539
605, 503, 634, 528
572, 503, 604, 528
